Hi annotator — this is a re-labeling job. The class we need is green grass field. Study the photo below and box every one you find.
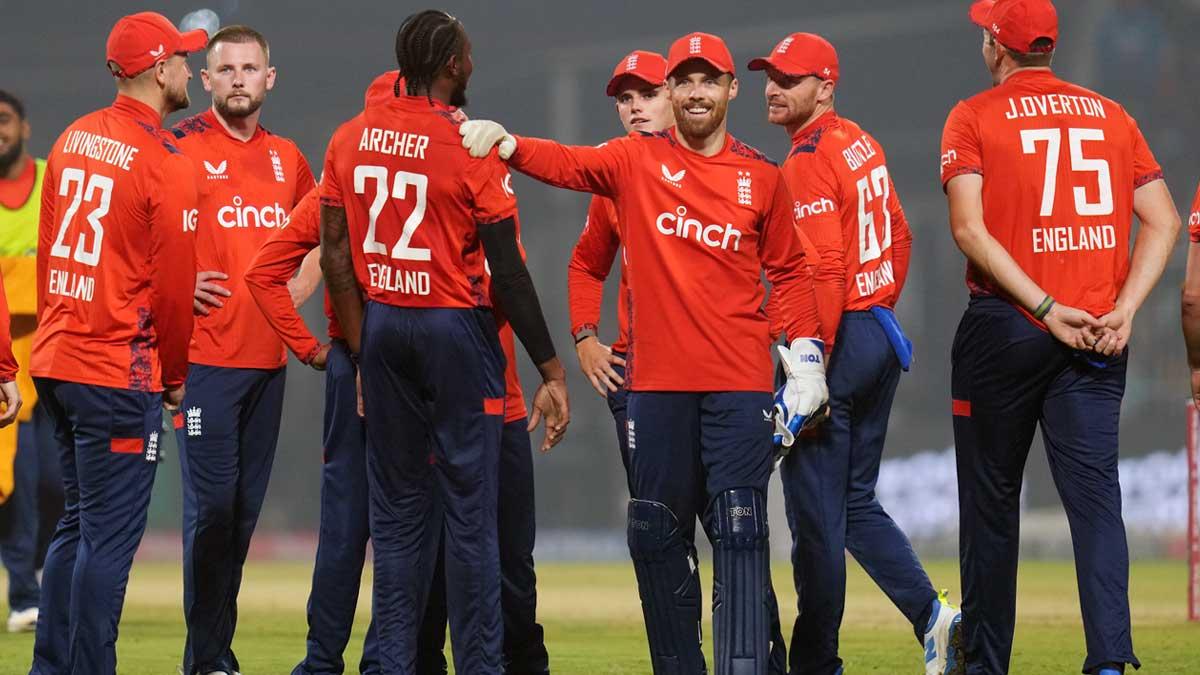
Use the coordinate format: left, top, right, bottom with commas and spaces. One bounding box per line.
1, 559, 1196, 673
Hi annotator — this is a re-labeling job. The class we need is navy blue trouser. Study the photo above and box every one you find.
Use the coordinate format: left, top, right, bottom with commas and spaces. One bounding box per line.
178, 364, 287, 674
626, 390, 777, 672
1, 404, 63, 611
951, 297, 1138, 675
29, 379, 161, 675
419, 419, 550, 675
2, 409, 43, 612
361, 302, 506, 675
293, 340, 379, 675
781, 311, 936, 675
608, 353, 632, 494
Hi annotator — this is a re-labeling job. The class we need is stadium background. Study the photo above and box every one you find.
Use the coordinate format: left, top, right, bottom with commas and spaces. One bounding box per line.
0, 0, 1194, 561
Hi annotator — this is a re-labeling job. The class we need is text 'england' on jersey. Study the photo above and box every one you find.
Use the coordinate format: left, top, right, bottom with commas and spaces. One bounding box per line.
940, 69, 1162, 318
320, 94, 517, 310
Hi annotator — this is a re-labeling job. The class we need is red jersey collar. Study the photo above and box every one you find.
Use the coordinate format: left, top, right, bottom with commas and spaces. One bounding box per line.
999, 67, 1055, 87
200, 108, 266, 144
666, 126, 733, 157
0, 155, 36, 210
384, 93, 457, 114
790, 110, 838, 150
112, 95, 164, 128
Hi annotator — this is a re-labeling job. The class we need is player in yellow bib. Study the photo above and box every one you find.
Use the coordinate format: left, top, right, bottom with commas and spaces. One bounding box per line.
0, 88, 62, 634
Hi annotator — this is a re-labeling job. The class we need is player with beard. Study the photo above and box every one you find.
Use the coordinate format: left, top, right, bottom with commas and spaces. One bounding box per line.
463, 32, 826, 674
749, 32, 962, 675
170, 24, 316, 675
320, 10, 568, 673
28, 12, 201, 673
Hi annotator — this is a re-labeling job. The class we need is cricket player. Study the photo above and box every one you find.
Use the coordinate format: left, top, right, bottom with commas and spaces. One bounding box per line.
748, 32, 962, 675
0, 88, 61, 636
28, 11, 201, 673
941, 1, 1180, 673
170, 24, 316, 675
1184, 185, 1200, 407
567, 51, 672, 480
320, 11, 568, 673
463, 31, 827, 674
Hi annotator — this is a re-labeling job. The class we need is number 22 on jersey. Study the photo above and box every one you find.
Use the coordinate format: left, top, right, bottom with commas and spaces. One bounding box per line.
354, 165, 430, 261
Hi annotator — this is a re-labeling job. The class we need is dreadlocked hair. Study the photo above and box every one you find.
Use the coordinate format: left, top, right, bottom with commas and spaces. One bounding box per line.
394, 10, 466, 102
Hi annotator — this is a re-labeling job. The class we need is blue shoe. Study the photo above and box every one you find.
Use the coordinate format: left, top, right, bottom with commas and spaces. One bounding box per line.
924, 590, 964, 675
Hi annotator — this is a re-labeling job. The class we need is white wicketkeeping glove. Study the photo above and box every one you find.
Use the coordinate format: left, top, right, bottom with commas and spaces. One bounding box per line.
460, 120, 517, 159
772, 338, 828, 449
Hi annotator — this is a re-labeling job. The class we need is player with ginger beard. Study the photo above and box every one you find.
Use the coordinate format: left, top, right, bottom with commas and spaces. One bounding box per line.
941, 1, 1180, 673
169, 23, 316, 675
462, 31, 825, 675
749, 31, 962, 675
28, 11, 202, 673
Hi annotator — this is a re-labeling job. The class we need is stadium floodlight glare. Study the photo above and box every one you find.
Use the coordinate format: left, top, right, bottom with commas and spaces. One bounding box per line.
179, 8, 220, 39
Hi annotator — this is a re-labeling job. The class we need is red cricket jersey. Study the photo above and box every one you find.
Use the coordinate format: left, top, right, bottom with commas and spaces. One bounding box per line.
0, 272, 17, 381
32, 96, 197, 392
510, 129, 819, 392
784, 112, 912, 345
243, 187, 331, 363
320, 95, 517, 310
172, 109, 316, 369
567, 195, 629, 353
940, 69, 1163, 319
1188, 180, 1200, 244
245, 185, 529, 422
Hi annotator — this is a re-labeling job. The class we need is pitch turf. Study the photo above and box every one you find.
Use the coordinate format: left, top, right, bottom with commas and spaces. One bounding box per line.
1, 559, 1196, 673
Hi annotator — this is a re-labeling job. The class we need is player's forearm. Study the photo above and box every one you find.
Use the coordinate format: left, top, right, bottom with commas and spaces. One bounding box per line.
1118, 180, 1181, 316
246, 248, 323, 363
566, 265, 606, 337
773, 266, 822, 341
1181, 243, 1200, 369
320, 205, 364, 353
511, 136, 615, 198
891, 232, 913, 300
293, 247, 323, 307
479, 217, 558, 368
947, 176, 1046, 311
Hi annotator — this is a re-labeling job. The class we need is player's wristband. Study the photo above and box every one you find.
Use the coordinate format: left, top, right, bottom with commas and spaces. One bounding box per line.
573, 327, 598, 344
1033, 295, 1056, 320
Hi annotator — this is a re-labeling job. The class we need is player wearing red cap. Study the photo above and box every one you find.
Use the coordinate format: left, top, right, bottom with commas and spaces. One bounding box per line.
568, 49, 671, 487
463, 31, 825, 675
167, 24, 316, 675
942, 2, 1180, 673
27, 11, 203, 674
320, 11, 568, 673
749, 32, 962, 675
1183, 186, 1200, 409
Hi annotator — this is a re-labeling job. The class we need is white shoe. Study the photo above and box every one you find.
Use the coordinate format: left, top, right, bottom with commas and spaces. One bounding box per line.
7, 606, 38, 633
924, 590, 964, 675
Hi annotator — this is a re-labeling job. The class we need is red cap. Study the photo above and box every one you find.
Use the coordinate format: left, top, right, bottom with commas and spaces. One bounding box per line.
747, 33, 839, 82
365, 71, 402, 107
106, 12, 208, 78
969, 0, 1058, 54
666, 32, 735, 78
606, 50, 668, 97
